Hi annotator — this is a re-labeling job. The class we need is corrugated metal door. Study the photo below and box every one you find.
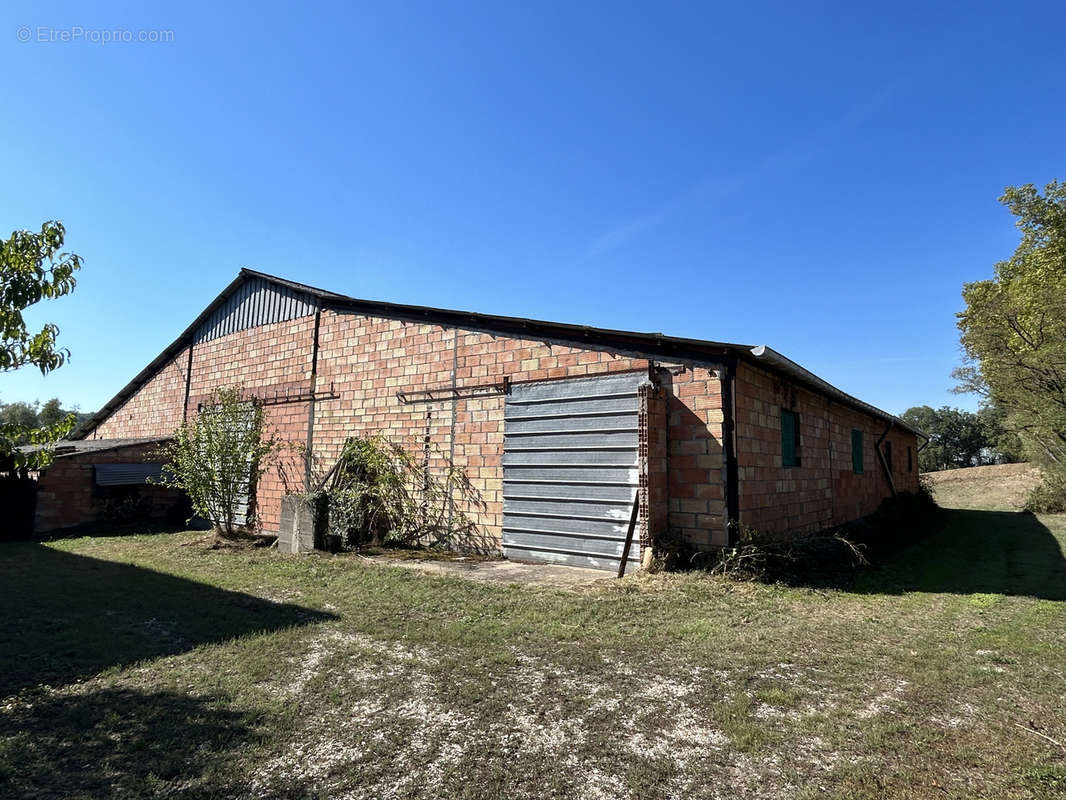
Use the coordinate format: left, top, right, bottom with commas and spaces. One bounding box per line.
199, 402, 255, 526
94, 463, 165, 486
229, 404, 255, 526
502, 371, 646, 570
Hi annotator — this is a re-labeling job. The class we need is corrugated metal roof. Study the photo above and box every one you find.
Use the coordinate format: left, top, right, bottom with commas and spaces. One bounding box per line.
194, 276, 319, 343
72, 269, 928, 440
21, 436, 171, 458
94, 463, 165, 486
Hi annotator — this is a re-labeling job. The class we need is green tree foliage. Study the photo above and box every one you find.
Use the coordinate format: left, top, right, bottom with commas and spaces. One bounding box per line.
1, 222, 81, 373
0, 398, 91, 447
1, 221, 82, 469
38, 397, 67, 428
153, 387, 280, 538
900, 405, 1008, 472
955, 181, 1066, 507
975, 402, 1026, 463
0, 401, 41, 434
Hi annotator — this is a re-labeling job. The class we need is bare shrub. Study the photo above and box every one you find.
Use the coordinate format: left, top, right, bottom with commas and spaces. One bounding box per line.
306, 434, 486, 552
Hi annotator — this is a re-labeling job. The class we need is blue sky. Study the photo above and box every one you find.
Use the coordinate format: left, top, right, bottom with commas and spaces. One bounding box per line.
2, 0, 1064, 416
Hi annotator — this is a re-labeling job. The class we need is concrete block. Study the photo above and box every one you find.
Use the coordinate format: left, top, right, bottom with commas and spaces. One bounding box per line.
278, 494, 326, 554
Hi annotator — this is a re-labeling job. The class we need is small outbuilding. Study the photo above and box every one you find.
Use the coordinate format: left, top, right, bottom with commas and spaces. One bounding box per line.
28, 437, 184, 535
54, 270, 923, 568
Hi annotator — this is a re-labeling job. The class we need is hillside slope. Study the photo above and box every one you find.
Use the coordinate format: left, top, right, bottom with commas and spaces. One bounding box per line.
924, 463, 1041, 511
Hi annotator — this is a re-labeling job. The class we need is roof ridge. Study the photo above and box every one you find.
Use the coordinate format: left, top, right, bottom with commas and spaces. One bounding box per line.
72, 270, 924, 440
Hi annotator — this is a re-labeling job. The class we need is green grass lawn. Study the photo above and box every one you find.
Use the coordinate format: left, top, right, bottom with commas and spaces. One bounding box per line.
2, 504, 1065, 799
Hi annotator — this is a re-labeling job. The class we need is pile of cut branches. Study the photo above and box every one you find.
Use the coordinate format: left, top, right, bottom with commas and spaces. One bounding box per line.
687, 486, 942, 584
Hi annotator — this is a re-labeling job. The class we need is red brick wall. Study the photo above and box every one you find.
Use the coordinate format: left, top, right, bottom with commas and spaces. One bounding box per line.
661, 367, 728, 548
93, 347, 189, 439
734, 361, 919, 537
35, 443, 184, 533
312, 311, 660, 548
82, 306, 737, 550
81, 303, 913, 553
185, 317, 318, 531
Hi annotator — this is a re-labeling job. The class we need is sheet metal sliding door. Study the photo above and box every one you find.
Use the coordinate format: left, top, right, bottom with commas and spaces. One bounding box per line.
198, 402, 255, 526
502, 371, 645, 570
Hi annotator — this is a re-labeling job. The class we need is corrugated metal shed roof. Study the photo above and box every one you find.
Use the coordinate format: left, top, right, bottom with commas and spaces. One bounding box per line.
21, 436, 171, 458
94, 463, 165, 486
72, 270, 927, 440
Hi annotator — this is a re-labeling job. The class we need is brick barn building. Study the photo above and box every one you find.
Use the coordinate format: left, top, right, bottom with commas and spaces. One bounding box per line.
61, 270, 922, 569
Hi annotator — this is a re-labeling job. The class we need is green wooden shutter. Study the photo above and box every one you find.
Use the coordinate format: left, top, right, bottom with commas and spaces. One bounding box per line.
781, 409, 798, 467
851, 429, 863, 474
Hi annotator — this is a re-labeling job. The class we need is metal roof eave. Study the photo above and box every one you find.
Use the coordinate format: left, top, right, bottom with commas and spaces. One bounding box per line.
748, 345, 927, 439
70, 273, 252, 438
73, 269, 925, 442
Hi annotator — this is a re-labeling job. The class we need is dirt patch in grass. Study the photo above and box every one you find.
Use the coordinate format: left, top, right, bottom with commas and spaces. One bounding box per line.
925, 462, 1042, 510
364, 554, 611, 588
354, 545, 502, 563
182, 531, 278, 550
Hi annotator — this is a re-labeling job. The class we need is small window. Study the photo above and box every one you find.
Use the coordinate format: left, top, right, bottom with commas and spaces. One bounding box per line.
851, 429, 863, 474
781, 409, 800, 467
907, 446, 913, 473
884, 440, 893, 471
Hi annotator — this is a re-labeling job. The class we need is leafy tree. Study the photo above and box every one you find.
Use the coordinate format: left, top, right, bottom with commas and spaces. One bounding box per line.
38, 397, 66, 428
0, 401, 41, 434
0, 221, 82, 468
975, 402, 1025, 464
153, 387, 280, 538
0, 398, 90, 448
900, 405, 997, 472
955, 181, 1066, 507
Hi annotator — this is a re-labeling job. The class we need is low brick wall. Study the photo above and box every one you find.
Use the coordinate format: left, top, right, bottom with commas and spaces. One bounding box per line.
35, 442, 186, 534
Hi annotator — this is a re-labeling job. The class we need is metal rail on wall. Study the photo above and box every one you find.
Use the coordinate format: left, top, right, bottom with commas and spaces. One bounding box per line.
252, 382, 340, 407
396, 377, 510, 405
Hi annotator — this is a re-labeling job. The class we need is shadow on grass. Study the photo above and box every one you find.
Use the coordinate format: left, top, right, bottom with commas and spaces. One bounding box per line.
0, 543, 335, 697
0, 688, 254, 799
853, 508, 1066, 600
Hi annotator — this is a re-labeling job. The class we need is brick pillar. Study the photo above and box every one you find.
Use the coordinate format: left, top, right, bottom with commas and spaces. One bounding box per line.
639, 379, 669, 564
